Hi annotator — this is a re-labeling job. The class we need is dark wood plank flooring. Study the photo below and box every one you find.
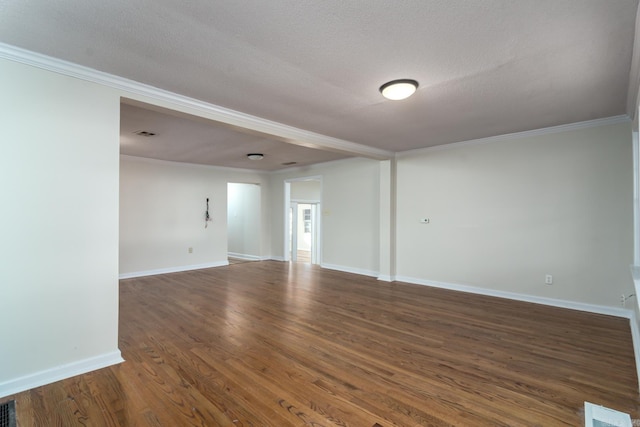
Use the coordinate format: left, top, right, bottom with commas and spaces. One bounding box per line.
6, 261, 640, 426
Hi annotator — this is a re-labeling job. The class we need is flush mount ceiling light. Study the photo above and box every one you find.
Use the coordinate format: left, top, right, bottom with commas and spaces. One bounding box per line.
379, 79, 419, 101
247, 153, 264, 160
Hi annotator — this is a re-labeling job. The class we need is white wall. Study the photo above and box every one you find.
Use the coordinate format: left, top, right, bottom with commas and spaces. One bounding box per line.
120, 157, 270, 275
270, 158, 380, 275
291, 180, 321, 201
120, 157, 227, 274
0, 59, 122, 396
227, 182, 262, 259
396, 121, 634, 307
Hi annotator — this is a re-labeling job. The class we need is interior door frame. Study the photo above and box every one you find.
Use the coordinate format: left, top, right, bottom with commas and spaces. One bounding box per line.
284, 176, 322, 264
227, 182, 262, 260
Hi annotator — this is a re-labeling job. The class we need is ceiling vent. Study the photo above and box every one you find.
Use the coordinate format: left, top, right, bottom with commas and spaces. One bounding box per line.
133, 130, 156, 137
281, 162, 297, 166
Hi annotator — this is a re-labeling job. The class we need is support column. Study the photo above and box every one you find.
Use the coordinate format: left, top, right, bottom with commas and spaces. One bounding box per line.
378, 159, 396, 281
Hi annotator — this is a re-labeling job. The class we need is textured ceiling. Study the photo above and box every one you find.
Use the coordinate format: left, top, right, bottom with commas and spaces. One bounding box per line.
120, 102, 349, 171
1, 0, 638, 166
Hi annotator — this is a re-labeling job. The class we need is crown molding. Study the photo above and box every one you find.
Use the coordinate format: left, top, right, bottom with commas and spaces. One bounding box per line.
0, 42, 393, 161
120, 154, 366, 175
397, 115, 631, 158
269, 156, 380, 175
120, 154, 272, 175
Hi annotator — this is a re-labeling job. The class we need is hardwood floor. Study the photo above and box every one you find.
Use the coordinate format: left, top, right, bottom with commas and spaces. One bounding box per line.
6, 261, 640, 426
296, 250, 311, 263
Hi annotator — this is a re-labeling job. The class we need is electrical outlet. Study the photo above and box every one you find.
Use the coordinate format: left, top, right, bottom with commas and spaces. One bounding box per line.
188, 247, 193, 254
545, 274, 553, 285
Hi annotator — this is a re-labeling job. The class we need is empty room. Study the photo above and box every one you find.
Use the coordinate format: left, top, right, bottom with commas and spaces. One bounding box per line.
2, 1, 640, 426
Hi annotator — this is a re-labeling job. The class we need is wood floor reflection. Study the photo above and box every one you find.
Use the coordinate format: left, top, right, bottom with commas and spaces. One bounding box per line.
7, 261, 640, 426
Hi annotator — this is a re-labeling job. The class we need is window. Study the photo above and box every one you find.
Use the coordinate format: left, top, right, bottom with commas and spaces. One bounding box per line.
303, 208, 311, 233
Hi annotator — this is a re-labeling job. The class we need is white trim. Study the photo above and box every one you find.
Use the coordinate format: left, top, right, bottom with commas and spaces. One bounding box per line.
395, 275, 634, 318
270, 157, 379, 175
284, 181, 291, 262
634, 132, 640, 266
0, 43, 392, 161
284, 175, 324, 183
119, 261, 229, 279
227, 252, 262, 261
632, 265, 640, 310
120, 154, 268, 175
0, 350, 123, 398
397, 115, 631, 157
321, 263, 379, 278
273, 158, 361, 175
284, 175, 324, 266
628, 310, 640, 391
291, 198, 321, 204
377, 275, 396, 282
268, 256, 286, 262
310, 203, 320, 265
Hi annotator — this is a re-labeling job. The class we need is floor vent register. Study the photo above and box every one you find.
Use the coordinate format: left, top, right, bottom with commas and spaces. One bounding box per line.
0, 400, 16, 427
585, 402, 632, 427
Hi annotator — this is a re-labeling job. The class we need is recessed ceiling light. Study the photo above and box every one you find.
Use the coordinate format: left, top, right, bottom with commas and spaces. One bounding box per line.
379, 79, 419, 100
247, 153, 264, 160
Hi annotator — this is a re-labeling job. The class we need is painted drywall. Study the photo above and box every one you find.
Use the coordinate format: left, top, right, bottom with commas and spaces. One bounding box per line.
396, 121, 634, 307
120, 157, 271, 275
378, 159, 396, 280
291, 180, 321, 201
227, 182, 262, 258
270, 158, 380, 275
0, 58, 121, 395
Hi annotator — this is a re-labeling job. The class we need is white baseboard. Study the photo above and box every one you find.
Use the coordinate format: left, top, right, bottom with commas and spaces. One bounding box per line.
0, 350, 124, 398
269, 256, 286, 262
397, 275, 640, 391
321, 263, 379, 278
228, 252, 262, 261
395, 275, 634, 319
628, 311, 640, 391
119, 261, 229, 279
377, 274, 396, 282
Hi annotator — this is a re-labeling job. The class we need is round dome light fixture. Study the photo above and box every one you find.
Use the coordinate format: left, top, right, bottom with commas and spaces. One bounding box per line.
247, 153, 264, 160
379, 79, 419, 100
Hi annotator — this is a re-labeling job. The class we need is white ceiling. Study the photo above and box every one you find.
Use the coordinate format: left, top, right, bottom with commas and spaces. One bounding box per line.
1, 0, 638, 169
120, 101, 349, 171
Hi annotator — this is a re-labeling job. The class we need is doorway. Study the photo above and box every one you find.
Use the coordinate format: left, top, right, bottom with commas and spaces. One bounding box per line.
227, 182, 261, 261
285, 178, 321, 264
290, 202, 319, 263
